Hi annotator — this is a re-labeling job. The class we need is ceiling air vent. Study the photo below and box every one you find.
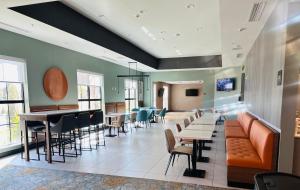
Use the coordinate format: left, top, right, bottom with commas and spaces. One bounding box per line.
248, 1, 267, 22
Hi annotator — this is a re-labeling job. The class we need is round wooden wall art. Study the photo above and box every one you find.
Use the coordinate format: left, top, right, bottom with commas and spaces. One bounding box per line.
43, 67, 68, 101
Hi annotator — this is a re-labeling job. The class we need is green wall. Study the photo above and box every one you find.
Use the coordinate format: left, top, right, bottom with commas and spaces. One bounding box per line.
144, 70, 216, 108
0, 29, 139, 106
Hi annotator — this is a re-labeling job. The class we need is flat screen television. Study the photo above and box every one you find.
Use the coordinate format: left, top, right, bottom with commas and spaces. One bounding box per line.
217, 78, 236, 91
158, 88, 164, 97
186, 89, 199, 96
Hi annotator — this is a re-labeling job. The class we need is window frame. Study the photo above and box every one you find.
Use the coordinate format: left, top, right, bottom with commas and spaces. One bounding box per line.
77, 70, 104, 110
124, 79, 138, 112
78, 84, 102, 109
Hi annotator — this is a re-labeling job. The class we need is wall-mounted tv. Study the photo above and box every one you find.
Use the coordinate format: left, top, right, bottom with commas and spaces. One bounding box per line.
217, 78, 236, 91
186, 89, 199, 96
158, 88, 164, 97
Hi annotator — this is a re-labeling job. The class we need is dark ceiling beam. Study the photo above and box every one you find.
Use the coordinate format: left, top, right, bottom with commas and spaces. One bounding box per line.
10, 1, 223, 71
10, 1, 159, 69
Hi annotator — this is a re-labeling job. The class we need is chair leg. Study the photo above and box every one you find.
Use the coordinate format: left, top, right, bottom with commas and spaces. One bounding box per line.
102, 125, 106, 146
188, 155, 191, 170
20, 130, 23, 159
35, 133, 40, 161
62, 143, 66, 163
73, 131, 78, 157
88, 128, 92, 150
172, 153, 176, 166
79, 131, 82, 154
165, 154, 173, 175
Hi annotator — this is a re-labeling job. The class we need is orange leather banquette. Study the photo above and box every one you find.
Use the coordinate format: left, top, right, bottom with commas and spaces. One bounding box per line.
226, 119, 279, 185
225, 112, 257, 139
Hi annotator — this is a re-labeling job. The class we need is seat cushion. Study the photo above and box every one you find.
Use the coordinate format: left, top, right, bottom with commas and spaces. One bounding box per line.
173, 146, 192, 155
224, 120, 241, 128
226, 138, 263, 169
225, 127, 247, 138
180, 139, 193, 145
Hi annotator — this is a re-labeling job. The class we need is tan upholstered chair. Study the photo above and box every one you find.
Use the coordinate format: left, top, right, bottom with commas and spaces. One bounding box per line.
197, 110, 202, 118
176, 124, 192, 145
184, 118, 190, 128
164, 129, 192, 175
128, 112, 137, 133
107, 115, 125, 136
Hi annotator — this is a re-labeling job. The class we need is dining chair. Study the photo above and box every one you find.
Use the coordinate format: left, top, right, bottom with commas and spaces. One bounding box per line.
136, 110, 148, 128
147, 110, 155, 127
106, 115, 125, 136
190, 116, 194, 122
176, 123, 192, 146
197, 110, 202, 118
156, 108, 166, 123
184, 118, 190, 128
76, 112, 92, 153
195, 112, 199, 119
50, 114, 78, 162
127, 112, 137, 133
20, 121, 45, 161
90, 110, 105, 147
164, 129, 192, 175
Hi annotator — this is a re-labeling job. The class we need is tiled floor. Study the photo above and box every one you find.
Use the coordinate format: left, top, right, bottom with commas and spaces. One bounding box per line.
0, 112, 230, 189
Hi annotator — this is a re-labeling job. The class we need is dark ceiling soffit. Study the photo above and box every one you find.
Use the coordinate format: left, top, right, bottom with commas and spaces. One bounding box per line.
158, 55, 222, 70
10, 1, 159, 69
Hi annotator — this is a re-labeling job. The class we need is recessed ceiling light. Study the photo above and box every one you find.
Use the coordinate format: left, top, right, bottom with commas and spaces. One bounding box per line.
239, 27, 247, 32
139, 10, 144, 14
196, 27, 203, 32
176, 33, 181, 37
161, 38, 165, 41
236, 53, 243, 58
186, 4, 195, 9
136, 14, 141, 18
176, 50, 182, 55
160, 31, 166, 34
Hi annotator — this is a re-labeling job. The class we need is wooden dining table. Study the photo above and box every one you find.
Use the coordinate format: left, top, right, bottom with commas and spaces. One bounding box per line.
176, 129, 213, 178
19, 109, 101, 163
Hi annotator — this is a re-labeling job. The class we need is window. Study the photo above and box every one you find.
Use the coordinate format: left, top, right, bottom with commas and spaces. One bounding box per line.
125, 79, 138, 112
163, 85, 169, 110
153, 83, 157, 107
0, 59, 26, 150
77, 71, 103, 110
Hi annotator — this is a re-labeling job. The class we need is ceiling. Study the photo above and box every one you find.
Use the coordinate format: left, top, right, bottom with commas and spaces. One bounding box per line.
0, 0, 278, 72
63, 0, 222, 58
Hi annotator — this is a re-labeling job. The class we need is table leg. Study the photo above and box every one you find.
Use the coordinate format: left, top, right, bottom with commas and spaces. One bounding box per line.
197, 141, 209, 163
105, 117, 117, 137
120, 123, 128, 133
183, 140, 205, 178
45, 121, 52, 163
23, 120, 30, 161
